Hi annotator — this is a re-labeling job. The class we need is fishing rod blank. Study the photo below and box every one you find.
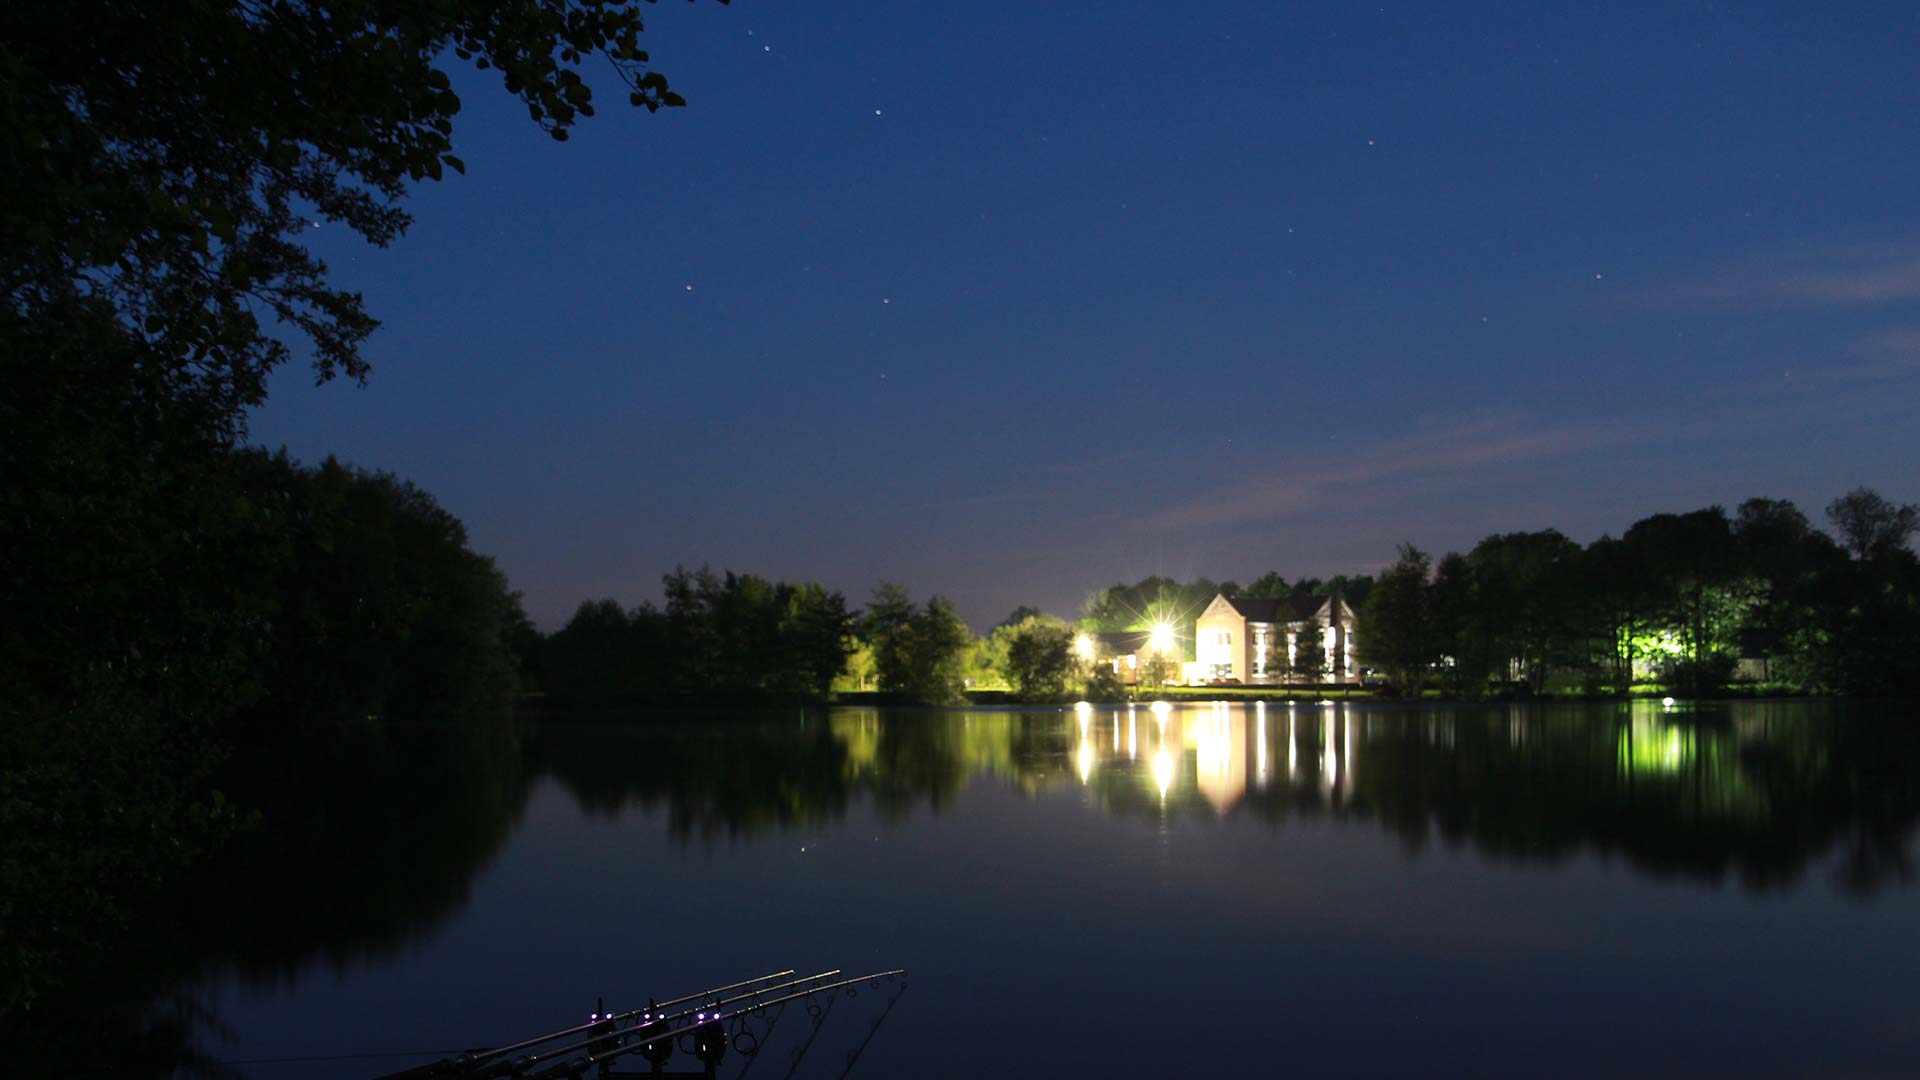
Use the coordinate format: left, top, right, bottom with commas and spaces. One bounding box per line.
384, 968, 799, 1078
520, 971, 906, 1080
489, 971, 845, 1078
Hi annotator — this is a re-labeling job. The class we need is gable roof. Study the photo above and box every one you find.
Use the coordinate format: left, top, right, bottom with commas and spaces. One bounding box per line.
1222, 592, 1336, 623
1093, 630, 1154, 655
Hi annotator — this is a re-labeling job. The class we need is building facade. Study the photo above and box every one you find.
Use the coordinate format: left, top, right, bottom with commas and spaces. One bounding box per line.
1192, 591, 1360, 684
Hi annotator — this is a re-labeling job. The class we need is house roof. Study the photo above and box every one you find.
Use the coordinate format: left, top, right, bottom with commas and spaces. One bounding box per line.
1222, 592, 1332, 623
1093, 630, 1154, 655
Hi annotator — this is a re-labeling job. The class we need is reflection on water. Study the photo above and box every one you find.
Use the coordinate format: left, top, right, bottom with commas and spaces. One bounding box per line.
513, 701, 1920, 901
39, 701, 1919, 1078
526, 701, 1920, 894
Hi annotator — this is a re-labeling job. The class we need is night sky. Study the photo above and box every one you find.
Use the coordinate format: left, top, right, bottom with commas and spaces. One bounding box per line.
249, 1, 1920, 630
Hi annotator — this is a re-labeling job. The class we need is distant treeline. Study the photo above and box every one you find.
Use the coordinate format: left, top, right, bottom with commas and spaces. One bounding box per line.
539, 568, 856, 703
542, 571, 1384, 708
1358, 490, 1920, 697
539, 576, 978, 706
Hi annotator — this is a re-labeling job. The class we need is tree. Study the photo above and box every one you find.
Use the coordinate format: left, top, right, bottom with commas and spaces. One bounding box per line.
1358, 544, 1433, 693
656, 567, 853, 699
1244, 573, 1291, 598
1621, 510, 1749, 693
1826, 488, 1920, 563
1290, 620, 1327, 682
1080, 575, 1216, 642
1004, 617, 1075, 700
2, 2, 720, 1009
864, 586, 971, 704
3, 1, 714, 421
1428, 551, 1493, 697
901, 599, 973, 705
863, 583, 916, 692
1463, 530, 1585, 693
995, 606, 1044, 629
1140, 650, 1179, 691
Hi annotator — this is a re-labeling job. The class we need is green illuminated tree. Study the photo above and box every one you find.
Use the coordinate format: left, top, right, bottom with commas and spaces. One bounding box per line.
1004, 616, 1076, 700
865, 586, 970, 704
1621, 510, 1748, 693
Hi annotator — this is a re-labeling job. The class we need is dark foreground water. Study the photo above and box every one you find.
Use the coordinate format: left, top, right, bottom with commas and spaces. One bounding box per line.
122, 702, 1920, 1077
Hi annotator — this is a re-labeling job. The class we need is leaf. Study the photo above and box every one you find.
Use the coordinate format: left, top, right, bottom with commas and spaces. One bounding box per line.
441, 154, 465, 175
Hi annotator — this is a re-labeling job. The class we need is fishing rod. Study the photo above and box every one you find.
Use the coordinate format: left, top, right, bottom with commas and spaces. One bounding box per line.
777, 982, 840, 1080
480, 971, 847, 1078
834, 980, 908, 1080
372, 970, 800, 1080
521, 971, 908, 1080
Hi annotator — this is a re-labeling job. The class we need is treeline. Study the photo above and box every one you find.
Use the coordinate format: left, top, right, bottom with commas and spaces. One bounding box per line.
540, 568, 856, 703
1359, 490, 1920, 697
1078, 573, 1374, 636
543, 577, 985, 706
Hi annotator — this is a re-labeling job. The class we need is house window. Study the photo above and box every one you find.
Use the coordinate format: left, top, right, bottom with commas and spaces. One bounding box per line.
1208, 662, 1233, 680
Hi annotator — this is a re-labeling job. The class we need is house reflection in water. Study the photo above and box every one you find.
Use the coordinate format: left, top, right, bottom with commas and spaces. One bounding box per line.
1072, 700, 1363, 813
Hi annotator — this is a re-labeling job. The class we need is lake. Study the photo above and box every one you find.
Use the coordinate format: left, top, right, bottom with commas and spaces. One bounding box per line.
131, 700, 1920, 1077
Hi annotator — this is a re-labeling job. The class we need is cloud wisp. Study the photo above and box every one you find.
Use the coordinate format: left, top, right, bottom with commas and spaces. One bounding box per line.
1845, 327, 1920, 378
1140, 418, 1628, 533
1659, 240, 1920, 308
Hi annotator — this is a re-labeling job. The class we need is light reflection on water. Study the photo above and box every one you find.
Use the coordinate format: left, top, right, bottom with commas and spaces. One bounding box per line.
115, 700, 1920, 1079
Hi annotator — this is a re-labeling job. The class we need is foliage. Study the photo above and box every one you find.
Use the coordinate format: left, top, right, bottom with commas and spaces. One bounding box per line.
1339, 490, 1918, 699
1826, 488, 1920, 563
1357, 544, 1433, 693
229, 451, 525, 730
1003, 616, 1076, 701
2, 0, 717, 1012
544, 568, 855, 703
2, 0, 714, 428
1081, 576, 1218, 654
663, 567, 855, 699
865, 585, 972, 705
1290, 620, 1327, 681
0, 449, 524, 1011
1138, 650, 1176, 690
1083, 665, 1128, 703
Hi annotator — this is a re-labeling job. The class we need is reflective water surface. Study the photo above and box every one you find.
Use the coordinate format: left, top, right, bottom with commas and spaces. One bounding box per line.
143, 702, 1920, 1077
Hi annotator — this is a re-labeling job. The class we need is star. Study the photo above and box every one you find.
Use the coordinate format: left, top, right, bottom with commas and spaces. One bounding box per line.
684, 284, 694, 291
874, 109, 883, 116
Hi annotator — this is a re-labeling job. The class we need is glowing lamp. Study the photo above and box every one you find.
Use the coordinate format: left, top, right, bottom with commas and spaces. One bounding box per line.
1075, 634, 1095, 662
1149, 622, 1175, 654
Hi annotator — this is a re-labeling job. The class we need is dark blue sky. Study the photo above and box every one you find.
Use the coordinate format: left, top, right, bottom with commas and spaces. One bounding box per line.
250, 1, 1920, 630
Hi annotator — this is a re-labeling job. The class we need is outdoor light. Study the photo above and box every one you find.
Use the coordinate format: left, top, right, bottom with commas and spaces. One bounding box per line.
1075, 634, 1095, 662
1150, 621, 1174, 654
1075, 700, 1092, 715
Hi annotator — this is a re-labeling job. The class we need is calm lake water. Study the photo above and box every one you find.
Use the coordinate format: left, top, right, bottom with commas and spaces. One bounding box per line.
144, 701, 1920, 1078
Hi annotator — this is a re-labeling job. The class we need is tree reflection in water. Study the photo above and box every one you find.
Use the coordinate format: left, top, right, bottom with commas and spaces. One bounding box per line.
31, 701, 1916, 1077
530, 702, 1918, 895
